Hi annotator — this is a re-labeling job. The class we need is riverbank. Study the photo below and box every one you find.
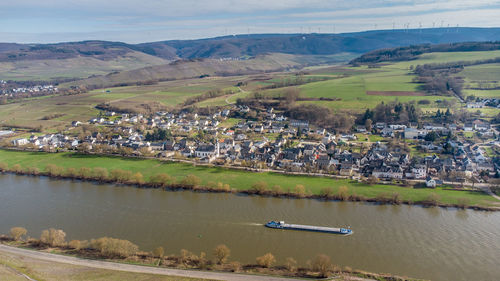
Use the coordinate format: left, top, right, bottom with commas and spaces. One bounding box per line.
0, 236, 419, 281
0, 245, 207, 281
0, 149, 499, 210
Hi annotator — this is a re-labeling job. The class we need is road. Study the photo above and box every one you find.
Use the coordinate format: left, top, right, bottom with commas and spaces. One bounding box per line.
0, 245, 296, 281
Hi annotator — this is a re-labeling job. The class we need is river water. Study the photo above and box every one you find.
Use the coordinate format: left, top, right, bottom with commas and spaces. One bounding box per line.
1, 173, 499, 280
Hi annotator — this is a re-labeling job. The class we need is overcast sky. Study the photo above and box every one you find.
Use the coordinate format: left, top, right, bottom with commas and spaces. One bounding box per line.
1, 0, 500, 43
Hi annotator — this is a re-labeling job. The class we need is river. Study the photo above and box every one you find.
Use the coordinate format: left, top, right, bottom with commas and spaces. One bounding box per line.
1, 173, 499, 281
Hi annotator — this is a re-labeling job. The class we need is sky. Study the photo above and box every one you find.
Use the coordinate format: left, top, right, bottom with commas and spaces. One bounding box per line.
1, 0, 500, 43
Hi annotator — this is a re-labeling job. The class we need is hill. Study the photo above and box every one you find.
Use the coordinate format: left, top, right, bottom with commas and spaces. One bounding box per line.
350, 41, 500, 64
63, 53, 353, 89
139, 27, 500, 59
2, 27, 500, 81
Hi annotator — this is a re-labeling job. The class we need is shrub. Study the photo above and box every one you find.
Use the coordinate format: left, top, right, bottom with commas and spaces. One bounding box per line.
131, 172, 145, 185
457, 197, 470, 208
65, 167, 78, 178
149, 173, 172, 188
228, 261, 242, 272
10, 227, 27, 241
90, 237, 139, 258
312, 254, 332, 278
391, 192, 401, 204
213, 244, 230, 264
181, 174, 201, 188
293, 184, 306, 198
285, 257, 297, 272
256, 252, 276, 268
92, 167, 109, 181
337, 186, 349, 201
45, 164, 64, 177
11, 164, 22, 173
320, 187, 334, 198
110, 169, 132, 183
153, 246, 165, 258
426, 193, 441, 206
40, 228, 66, 247
272, 185, 283, 194
27, 167, 40, 176
251, 181, 268, 193
78, 167, 92, 179
68, 240, 82, 250
0, 162, 7, 172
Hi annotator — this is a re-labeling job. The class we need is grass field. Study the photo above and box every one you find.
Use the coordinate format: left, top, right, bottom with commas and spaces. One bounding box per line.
0, 149, 498, 208
0, 250, 207, 281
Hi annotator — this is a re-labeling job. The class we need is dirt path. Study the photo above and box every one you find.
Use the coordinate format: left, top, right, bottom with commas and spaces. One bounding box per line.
0, 245, 293, 281
225, 87, 247, 105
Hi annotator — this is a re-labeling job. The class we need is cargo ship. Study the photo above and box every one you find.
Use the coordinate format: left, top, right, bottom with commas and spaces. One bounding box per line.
265, 220, 352, 235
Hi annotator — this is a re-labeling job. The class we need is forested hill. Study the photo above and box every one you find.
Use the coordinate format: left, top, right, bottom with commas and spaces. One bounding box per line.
350, 41, 500, 64
3, 27, 500, 61
143, 27, 500, 59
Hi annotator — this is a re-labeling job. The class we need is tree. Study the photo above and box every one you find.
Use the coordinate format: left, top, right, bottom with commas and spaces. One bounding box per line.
41, 228, 66, 247
181, 174, 201, 188
251, 181, 268, 193
90, 237, 139, 258
92, 167, 109, 181
256, 253, 276, 268
69, 240, 82, 250
0, 162, 7, 172
337, 186, 349, 201
364, 119, 373, 131
424, 131, 439, 142
131, 172, 145, 185
293, 184, 306, 198
150, 173, 172, 188
153, 246, 165, 258
213, 244, 230, 264
312, 254, 333, 278
285, 257, 297, 272
10, 227, 27, 241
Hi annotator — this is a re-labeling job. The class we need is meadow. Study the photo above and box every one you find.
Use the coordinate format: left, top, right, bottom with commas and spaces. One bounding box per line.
0, 149, 498, 208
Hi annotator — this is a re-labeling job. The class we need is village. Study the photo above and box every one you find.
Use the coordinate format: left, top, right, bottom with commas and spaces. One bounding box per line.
7, 104, 499, 187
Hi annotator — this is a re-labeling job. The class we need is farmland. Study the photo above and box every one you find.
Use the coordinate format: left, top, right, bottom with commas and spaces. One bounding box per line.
1, 49, 499, 132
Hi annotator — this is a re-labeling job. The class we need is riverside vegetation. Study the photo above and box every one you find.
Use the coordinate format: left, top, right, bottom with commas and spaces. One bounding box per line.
0, 149, 498, 210
1, 227, 420, 280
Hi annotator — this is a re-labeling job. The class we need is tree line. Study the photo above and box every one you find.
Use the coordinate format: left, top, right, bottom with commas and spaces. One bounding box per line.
3, 226, 405, 280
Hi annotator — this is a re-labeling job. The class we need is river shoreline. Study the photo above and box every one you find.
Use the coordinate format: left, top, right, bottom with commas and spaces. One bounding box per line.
0, 240, 419, 281
1, 169, 499, 212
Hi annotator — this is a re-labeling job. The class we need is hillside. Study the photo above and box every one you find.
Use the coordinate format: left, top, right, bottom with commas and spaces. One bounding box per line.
350, 41, 500, 64
2, 28, 500, 81
63, 53, 352, 89
139, 27, 500, 59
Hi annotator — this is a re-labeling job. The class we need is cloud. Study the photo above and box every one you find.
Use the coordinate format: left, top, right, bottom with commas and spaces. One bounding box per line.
2, 0, 500, 43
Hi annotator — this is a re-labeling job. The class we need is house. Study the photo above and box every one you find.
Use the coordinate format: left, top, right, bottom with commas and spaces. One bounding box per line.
195, 143, 219, 158
426, 177, 436, 188
12, 138, 29, 146
381, 127, 394, 137
404, 128, 424, 139
290, 119, 309, 128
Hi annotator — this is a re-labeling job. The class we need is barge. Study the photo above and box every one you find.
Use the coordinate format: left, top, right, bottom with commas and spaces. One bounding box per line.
265, 220, 352, 235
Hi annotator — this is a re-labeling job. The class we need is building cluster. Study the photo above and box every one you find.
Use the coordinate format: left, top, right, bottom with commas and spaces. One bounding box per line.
466, 98, 500, 109
0, 83, 58, 96
9, 105, 499, 184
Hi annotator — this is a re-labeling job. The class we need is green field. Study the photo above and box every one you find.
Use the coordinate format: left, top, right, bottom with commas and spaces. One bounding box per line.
1, 149, 498, 208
